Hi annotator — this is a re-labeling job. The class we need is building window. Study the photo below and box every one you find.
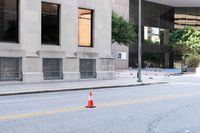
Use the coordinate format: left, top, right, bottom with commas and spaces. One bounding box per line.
43, 58, 63, 80
144, 26, 169, 45
80, 59, 96, 79
0, 57, 22, 81
144, 26, 161, 45
78, 8, 93, 47
42, 2, 60, 45
0, 0, 18, 42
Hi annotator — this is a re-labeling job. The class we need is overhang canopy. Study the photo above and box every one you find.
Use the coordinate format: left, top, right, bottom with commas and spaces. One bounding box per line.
146, 0, 200, 7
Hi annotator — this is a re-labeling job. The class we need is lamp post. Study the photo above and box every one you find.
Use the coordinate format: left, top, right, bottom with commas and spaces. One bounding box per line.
137, 0, 142, 82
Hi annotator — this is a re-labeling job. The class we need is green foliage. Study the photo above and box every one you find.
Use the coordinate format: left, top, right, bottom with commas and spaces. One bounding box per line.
144, 39, 160, 45
143, 53, 161, 67
112, 11, 136, 45
185, 55, 200, 67
169, 26, 200, 55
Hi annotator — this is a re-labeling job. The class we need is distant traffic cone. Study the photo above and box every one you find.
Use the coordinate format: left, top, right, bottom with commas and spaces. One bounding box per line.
86, 92, 96, 108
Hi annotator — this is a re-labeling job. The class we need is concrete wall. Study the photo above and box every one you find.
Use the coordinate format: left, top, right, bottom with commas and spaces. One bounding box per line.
112, 43, 129, 70
0, 0, 116, 83
112, 0, 130, 70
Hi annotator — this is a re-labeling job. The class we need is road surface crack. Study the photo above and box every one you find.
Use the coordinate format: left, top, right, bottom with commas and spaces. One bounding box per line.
147, 102, 199, 133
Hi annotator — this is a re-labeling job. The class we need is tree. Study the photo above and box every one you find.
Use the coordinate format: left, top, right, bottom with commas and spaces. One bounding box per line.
112, 11, 136, 46
169, 26, 200, 55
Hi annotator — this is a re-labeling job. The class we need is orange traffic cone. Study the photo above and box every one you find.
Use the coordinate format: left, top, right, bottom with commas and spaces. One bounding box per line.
86, 92, 96, 108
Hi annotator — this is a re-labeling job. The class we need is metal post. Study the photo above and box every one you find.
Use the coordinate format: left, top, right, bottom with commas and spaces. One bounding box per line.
137, 0, 142, 82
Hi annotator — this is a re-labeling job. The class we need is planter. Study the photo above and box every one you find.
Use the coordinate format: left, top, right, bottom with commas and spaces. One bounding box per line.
187, 67, 196, 73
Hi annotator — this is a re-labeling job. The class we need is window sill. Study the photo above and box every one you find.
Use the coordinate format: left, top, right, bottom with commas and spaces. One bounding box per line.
78, 46, 94, 48
0, 42, 19, 45
42, 44, 60, 46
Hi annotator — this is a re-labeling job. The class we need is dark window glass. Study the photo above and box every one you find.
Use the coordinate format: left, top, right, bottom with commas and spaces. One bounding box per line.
78, 8, 93, 47
160, 6, 174, 29
130, 0, 174, 68
144, 1, 150, 26
80, 59, 96, 78
0, 57, 22, 81
43, 58, 63, 80
42, 2, 59, 45
0, 0, 18, 42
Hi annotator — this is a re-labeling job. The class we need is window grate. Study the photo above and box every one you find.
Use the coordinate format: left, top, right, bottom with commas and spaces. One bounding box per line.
0, 57, 22, 81
80, 59, 96, 79
43, 58, 63, 80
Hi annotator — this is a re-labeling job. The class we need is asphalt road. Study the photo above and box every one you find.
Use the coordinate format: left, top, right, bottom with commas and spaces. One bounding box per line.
0, 79, 200, 133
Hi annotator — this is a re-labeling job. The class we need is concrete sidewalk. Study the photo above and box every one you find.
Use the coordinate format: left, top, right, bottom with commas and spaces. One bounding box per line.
0, 76, 168, 96
0, 69, 181, 96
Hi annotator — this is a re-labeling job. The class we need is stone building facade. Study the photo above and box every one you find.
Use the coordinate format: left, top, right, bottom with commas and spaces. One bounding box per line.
0, 0, 115, 83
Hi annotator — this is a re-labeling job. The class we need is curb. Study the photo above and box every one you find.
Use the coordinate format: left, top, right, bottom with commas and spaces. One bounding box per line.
0, 81, 168, 96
